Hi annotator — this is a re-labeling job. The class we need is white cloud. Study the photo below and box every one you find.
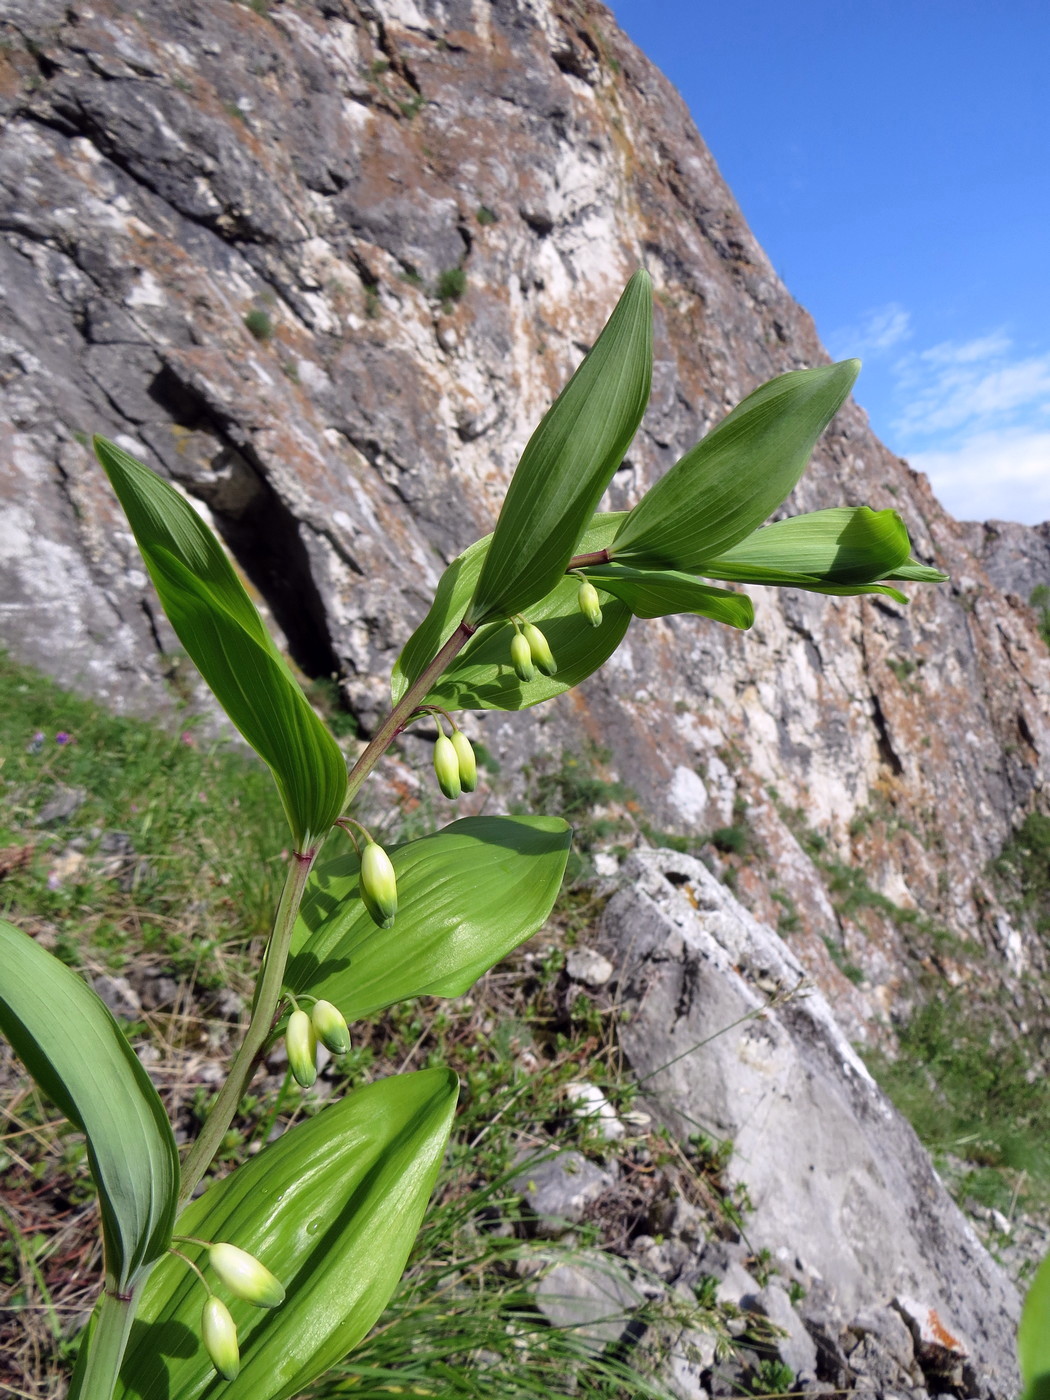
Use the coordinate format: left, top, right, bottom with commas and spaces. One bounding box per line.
893, 334, 1050, 438
828, 302, 911, 360
909, 427, 1050, 525
918, 331, 1012, 366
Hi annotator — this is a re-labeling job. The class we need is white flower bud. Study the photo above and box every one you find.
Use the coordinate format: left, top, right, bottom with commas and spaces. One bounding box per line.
433, 732, 462, 800
577, 579, 603, 628
523, 622, 557, 676
451, 729, 477, 793
202, 1295, 240, 1380
360, 840, 398, 928
311, 999, 351, 1056
286, 1008, 317, 1087
510, 631, 535, 682
209, 1243, 285, 1308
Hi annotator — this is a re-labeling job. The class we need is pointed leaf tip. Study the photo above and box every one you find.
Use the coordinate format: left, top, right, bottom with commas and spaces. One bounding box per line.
466, 271, 652, 624
93, 437, 346, 849
0, 920, 179, 1290
611, 358, 860, 572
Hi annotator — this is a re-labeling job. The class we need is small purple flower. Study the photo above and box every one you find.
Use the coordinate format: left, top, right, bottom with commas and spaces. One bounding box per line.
180, 731, 195, 746
27, 731, 45, 755
55, 732, 72, 746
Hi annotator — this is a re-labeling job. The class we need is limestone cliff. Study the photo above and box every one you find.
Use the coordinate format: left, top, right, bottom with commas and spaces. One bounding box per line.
1, 0, 1048, 1041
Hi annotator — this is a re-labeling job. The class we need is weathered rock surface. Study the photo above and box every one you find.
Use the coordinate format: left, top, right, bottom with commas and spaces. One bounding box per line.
602, 847, 1020, 1392
2, 0, 1049, 1049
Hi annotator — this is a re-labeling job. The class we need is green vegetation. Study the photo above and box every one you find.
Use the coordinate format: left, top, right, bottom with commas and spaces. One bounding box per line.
994, 811, 1050, 932
476, 205, 498, 226
1030, 584, 1050, 647
866, 994, 1050, 1213
436, 266, 467, 303
243, 308, 274, 341
0, 656, 733, 1397
0, 652, 288, 975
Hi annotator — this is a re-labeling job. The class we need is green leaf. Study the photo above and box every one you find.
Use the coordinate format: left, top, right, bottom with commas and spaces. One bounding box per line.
95, 438, 346, 849
609, 360, 860, 569
581, 563, 754, 629
1020, 1249, 1050, 1400
115, 1069, 458, 1400
465, 270, 652, 625
288, 816, 571, 1015
0, 920, 178, 1292
697, 507, 912, 585
393, 514, 631, 713
884, 558, 950, 583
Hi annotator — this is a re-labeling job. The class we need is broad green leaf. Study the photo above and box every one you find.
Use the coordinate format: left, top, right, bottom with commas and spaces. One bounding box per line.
884, 558, 950, 583
393, 515, 631, 713
697, 507, 911, 585
465, 270, 652, 625
95, 438, 346, 849
148, 549, 347, 847
287, 816, 571, 1015
1020, 1249, 1050, 1400
0, 920, 178, 1292
115, 1069, 458, 1400
609, 360, 860, 569
581, 563, 754, 629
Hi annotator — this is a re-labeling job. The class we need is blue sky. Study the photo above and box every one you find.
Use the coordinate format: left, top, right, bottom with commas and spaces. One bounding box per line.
608, 1, 1050, 524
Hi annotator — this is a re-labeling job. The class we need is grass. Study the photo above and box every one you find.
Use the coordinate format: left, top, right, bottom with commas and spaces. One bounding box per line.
244, 308, 273, 341
1031, 584, 1050, 647
0, 652, 289, 975
436, 267, 467, 304
0, 658, 740, 1399
776, 795, 1050, 1217
993, 809, 1050, 932
864, 993, 1050, 1214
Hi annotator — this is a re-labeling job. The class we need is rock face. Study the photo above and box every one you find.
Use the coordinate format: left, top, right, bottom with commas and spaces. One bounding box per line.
1, 3, 1048, 1031
603, 847, 1020, 1391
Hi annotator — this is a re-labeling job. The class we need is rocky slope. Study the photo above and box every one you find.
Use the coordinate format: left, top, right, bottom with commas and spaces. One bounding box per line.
1, 0, 1048, 1040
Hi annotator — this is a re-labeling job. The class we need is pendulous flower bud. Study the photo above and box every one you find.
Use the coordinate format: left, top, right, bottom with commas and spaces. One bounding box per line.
209, 1243, 286, 1309
451, 729, 477, 793
360, 839, 398, 928
433, 731, 462, 800
510, 631, 535, 683
577, 579, 603, 628
202, 1295, 240, 1380
286, 1008, 317, 1088
311, 999, 351, 1056
523, 622, 557, 677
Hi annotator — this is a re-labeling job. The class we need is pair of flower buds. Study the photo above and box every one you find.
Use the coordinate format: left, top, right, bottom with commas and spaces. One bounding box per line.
433, 725, 477, 801
192, 1242, 284, 1380
508, 581, 603, 684
285, 998, 352, 1088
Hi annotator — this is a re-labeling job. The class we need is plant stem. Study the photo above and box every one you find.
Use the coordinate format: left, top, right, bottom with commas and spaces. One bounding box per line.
177, 849, 315, 1210
343, 618, 475, 807
75, 1283, 140, 1400
567, 547, 611, 569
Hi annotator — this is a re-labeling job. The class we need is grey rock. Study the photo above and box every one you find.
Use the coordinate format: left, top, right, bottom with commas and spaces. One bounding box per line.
565, 947, 615, 988
1, 0, 1047, 1066
743, 1283, 818, 1380
534, 1250, 642, 1354
665, 1328, 716, 1400
565, 1081, 626, 1141
608, 848, 1021, 1393
852, 1306, 918, 1374
92, 973, 142, 1021
139, 974, 179, 1010
513, 1151, 615, 1238
33, 785, 87, 825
